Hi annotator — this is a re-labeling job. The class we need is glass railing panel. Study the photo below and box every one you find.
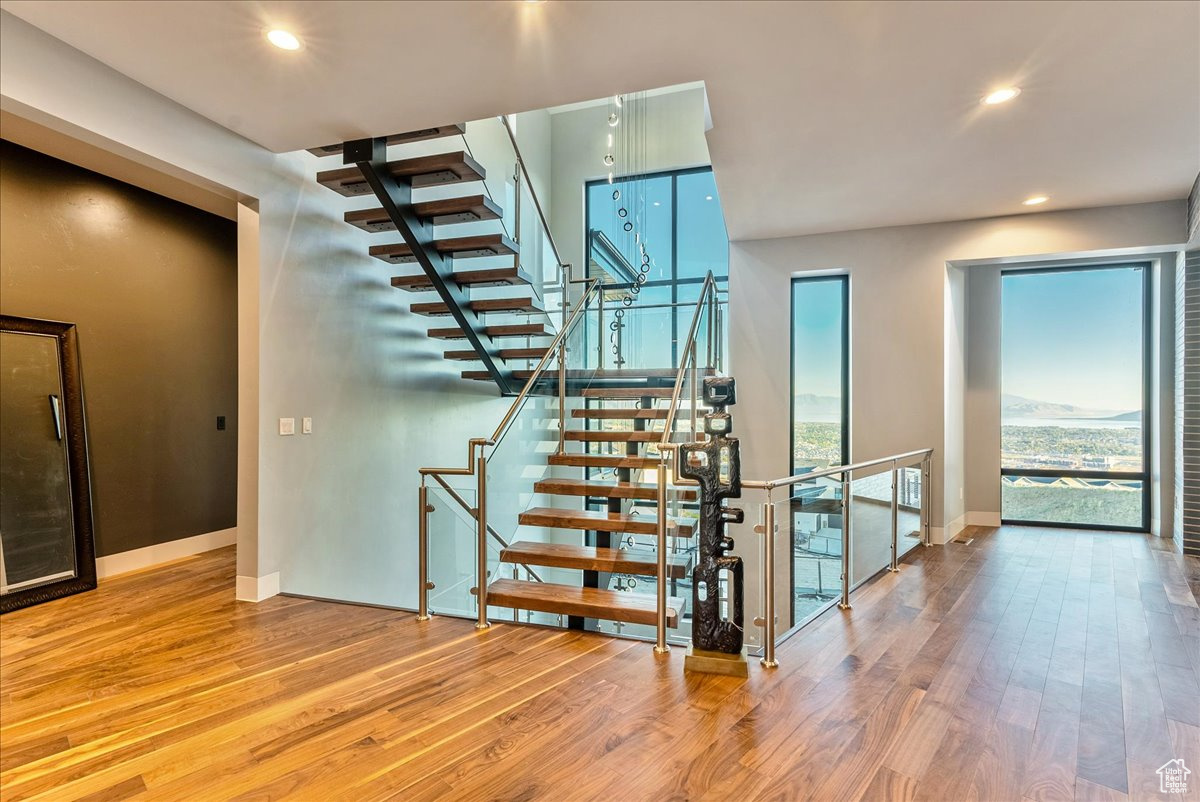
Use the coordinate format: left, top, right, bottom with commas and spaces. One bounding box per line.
425, 483, 480, 619
896, 460, 926, 559
782, 475, 844, 633
848, 464, 895, 589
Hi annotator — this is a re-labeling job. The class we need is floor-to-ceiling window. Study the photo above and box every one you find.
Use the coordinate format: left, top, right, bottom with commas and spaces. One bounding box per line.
585, 167, 728, 367
788, 274, 849, 627
1000, 264, 1150, 531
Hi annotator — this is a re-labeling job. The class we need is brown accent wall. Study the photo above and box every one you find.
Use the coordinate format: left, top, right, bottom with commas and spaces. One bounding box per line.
0, 140, 237, 557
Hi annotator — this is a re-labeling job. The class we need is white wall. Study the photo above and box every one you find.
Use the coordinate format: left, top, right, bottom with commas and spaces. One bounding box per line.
730, 200, 1187, 546
1, 12, 520, 607
549, 87, 711, 277
964, 267, 1002, 520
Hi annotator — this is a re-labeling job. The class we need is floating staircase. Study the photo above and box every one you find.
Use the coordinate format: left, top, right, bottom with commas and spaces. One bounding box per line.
473, 370, 717, 632
312, 123, 553, 396
309, 123, 725, 638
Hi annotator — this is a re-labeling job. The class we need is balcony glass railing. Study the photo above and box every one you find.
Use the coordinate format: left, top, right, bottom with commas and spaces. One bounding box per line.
739, 448, 933, 665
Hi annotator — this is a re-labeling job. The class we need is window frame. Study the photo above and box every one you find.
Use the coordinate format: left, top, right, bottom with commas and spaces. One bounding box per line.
998, 262, 1152, 533
789, 273, 850, 481
583, 166, 728, 367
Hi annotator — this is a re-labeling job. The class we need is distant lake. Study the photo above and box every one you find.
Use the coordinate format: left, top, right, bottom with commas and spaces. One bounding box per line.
1003, 417, 1139, 430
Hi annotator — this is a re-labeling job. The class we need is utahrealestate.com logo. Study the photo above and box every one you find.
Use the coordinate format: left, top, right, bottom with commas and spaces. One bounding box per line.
1158, 759, 1191, 795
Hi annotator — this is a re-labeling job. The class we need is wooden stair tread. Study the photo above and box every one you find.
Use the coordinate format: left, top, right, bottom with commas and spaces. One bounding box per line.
580, 387, 677, 399
589, 368, 680, 379
445, 347, 549, 362
547, 453, 660, 470
534, 478, 696, 502
564, 430, 703, 443
486, 579, 682, 627
317, 151, 485, 196
391, 266, 532, 292
572, 408, 671, 420
428, 323, 549, 340
306, 125, 465, 157
462, 369, 537, 381
519, 507, 693, 537
347, 195, 502, 231
370, 234, 518, 265
412, 295, 541, 317
500, 541, 689, 578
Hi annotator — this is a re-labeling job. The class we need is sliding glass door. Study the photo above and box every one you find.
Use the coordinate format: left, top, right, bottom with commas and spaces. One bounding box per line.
1000, 264, 1150, 531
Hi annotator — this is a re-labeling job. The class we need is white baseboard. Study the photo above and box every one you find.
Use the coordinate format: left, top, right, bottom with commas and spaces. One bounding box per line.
933, 514, 967, 545
236, 572, 280, 603
965, 511, 1002, 527
96, 527, 236, 579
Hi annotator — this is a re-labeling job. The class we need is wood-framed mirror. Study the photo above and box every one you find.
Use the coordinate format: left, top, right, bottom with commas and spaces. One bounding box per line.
0, 314, 97, 613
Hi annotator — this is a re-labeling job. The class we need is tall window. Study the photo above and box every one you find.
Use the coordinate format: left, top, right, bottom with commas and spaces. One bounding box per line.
585, 168, 728, 366
791, 275, 849, 474
1001, 264, 1150, 531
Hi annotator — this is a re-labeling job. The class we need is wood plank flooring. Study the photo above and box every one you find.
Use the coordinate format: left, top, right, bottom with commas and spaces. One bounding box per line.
2, 527, 1198, 801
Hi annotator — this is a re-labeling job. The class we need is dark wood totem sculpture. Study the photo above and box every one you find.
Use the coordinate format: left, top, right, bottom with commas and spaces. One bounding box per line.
678, 376, 745, 655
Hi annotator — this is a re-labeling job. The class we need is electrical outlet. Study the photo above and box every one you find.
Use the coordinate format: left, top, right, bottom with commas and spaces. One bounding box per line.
216, 415, 226, 431
302, 417, 313, 435
279, 417, 295, 436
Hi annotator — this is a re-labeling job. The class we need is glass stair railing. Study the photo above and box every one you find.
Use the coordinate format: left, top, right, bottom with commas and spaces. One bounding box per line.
418, 270, 727, 645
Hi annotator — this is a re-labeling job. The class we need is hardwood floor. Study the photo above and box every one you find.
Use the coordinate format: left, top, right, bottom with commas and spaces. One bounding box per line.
1, 527, 1197, 801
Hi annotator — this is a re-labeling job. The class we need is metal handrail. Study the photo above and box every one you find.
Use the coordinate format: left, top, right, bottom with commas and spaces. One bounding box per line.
499, 115, 565, 276
489, 278, 600, 449
741, 448, 934, 490
742, 447, 935, 668
659, 271, 719, 447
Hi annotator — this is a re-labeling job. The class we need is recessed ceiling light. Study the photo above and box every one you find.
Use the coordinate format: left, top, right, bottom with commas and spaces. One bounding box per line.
1022, 195, 1049, 206
982, 87, 1020, 105
705, 195, 713, 201
653, 201, 661, 206
266, 29, 301, 50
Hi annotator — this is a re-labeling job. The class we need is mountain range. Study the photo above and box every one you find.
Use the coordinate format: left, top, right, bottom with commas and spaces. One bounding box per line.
1001, 394, 1133, 420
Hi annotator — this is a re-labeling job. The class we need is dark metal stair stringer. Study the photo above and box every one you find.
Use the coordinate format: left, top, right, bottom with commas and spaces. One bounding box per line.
342, 137, 515, 395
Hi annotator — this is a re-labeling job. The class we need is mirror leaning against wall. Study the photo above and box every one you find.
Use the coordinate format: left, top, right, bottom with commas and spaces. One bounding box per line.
0, 315, 96, 613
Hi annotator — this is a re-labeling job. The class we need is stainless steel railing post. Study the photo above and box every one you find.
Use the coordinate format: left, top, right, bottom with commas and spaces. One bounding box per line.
418, 480, 431, 620
888, 461, 900, 573
922, 456, 932, 547
761, 492, 778, 668
689, 341, 698, 438
598, 291, 605, 370
838, 474, 852, 610
654, 449, 670, 655
475, 453, 490, 630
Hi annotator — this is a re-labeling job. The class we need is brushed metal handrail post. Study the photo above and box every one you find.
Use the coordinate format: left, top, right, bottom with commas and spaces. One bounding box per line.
654, 448, 670, 655
598, 291, 605, 370
922, 456, 932, 547
838, 475, 852, 610
889, 460, 900, 573
761, 491, 778, 667
475, 453, 490, 630
418, 480, 431, 621
689, 341, 698, 438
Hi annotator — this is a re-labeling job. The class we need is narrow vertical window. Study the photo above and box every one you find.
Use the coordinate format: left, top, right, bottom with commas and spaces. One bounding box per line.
791, 275, 849, 474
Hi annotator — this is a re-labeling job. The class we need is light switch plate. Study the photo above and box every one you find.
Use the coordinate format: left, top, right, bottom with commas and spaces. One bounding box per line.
302, 417, 313, 434
279, 417, 295, 436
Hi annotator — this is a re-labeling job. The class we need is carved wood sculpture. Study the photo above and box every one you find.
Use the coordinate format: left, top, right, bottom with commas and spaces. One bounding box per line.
678, 376, 745, 657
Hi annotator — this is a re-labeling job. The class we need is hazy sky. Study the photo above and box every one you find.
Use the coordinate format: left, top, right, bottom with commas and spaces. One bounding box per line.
1002, 266, 1144, 412
792, 277, 846, 398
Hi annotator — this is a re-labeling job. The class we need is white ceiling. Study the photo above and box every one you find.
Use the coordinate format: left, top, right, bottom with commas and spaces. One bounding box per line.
2, 0, 1197, 240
